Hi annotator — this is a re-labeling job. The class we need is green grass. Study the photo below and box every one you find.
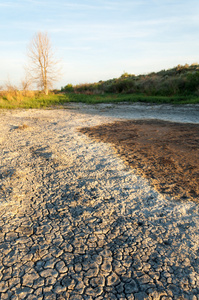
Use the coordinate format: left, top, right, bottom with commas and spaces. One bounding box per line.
0, 94, 70, 109
1, 92, 199, 109
64, 93, 199, 105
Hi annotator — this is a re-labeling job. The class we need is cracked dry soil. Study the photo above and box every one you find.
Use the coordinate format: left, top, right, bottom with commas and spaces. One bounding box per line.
0, 108, 199, 300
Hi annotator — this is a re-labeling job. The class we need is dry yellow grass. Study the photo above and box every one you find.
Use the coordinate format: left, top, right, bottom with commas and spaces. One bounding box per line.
17, 124, 29, 130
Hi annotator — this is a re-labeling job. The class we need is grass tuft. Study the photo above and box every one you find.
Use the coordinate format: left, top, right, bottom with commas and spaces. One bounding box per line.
17, 124, 29, 130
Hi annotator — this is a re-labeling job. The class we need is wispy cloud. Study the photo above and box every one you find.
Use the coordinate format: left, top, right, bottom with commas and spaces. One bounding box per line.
14, 0, 113, 10
58, 46, 92, 51
0, 1, 22, 7
8, 0, 146, 12
48, 17, 179, 42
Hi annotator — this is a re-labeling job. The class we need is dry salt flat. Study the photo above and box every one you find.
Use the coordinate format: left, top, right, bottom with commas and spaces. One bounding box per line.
0, 103, 199, 300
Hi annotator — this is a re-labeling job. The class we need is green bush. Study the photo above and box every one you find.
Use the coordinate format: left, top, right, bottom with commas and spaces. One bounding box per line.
60, 63, 199, 98
186, 72, 199, 93
61, 84, 74, 93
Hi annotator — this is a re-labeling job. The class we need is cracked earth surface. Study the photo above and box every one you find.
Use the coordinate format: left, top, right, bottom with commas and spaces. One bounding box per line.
0, 106, 199, 299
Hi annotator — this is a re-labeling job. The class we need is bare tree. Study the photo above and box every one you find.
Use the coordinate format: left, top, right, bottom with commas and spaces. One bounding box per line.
27, 32, 60, 95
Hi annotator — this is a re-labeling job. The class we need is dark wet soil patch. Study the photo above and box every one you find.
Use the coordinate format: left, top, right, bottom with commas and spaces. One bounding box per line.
79, 119, 199, 201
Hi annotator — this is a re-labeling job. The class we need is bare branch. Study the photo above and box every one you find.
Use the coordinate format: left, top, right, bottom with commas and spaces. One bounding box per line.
4, 77, 17, 92
21, 74, 32, 93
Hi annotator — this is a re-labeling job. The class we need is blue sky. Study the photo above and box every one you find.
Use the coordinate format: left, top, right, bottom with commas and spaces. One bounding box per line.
0, 0, 199, 88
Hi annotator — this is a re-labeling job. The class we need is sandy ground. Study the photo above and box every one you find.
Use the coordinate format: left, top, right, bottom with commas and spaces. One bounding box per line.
0, 104, 199, 299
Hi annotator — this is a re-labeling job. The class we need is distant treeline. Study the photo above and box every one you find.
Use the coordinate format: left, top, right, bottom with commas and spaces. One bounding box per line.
61, 64, 199, 97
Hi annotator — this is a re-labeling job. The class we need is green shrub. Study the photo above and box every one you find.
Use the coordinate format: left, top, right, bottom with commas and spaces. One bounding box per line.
186, 72, 199, 93
61, 84, 74, 93
60, 63, 199, 98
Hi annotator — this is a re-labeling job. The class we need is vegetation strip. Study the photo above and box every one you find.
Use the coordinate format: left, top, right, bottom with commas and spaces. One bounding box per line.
1, 64, 199, 109
1, 92, 199, 109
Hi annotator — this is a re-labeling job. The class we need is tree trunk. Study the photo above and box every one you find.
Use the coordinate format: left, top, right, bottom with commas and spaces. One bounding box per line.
44, 87, 48, 95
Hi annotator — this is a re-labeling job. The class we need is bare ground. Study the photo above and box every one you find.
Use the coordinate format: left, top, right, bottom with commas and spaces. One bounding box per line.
0, 107, 199, 299
80, 119, 199, 202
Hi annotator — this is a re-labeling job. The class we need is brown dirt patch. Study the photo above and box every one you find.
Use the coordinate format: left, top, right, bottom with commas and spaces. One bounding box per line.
79, 119, 199, 201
